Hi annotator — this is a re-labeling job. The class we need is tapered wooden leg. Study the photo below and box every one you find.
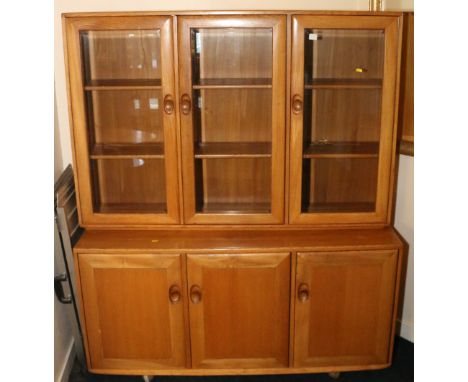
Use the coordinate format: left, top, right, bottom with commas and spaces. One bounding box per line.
329, 372, 340, 379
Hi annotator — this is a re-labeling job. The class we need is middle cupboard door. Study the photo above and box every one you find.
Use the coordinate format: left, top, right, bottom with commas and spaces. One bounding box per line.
187, 253, 291, 368
178, 16, 287, 224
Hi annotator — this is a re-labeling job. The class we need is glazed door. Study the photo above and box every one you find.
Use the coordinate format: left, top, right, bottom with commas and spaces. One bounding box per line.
289, 15, 401, 225
66, 17, 180, 226
293, 250, 398, 367
78, 254, 187, 370
187, 253, 290, 368
178, 16, 286, 224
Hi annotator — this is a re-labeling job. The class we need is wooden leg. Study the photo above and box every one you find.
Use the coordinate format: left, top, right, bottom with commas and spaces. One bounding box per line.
329, 372, 340, 379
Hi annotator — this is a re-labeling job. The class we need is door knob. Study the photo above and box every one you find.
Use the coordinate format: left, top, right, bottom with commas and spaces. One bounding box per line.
168, 284, 181, 304
180, 94, 192, 115
190, 284, 202, 304
298, 283, 309, 302
292, 94, 303, 114
163, 95, 175, 115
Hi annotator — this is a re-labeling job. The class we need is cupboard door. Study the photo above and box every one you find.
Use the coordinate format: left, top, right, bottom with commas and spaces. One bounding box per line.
294, 250, 398, 367
65, 16, 180, 226
178, 16, 286, 224
78, 254, 186, 370
289, 15, 401, 225
187, 253, 290, 368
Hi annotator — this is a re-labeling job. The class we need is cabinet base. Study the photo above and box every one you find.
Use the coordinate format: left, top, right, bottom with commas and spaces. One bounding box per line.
87, 363, 391, 376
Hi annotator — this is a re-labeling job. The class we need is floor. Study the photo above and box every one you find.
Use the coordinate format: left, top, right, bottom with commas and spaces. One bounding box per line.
68, 337, 413, 382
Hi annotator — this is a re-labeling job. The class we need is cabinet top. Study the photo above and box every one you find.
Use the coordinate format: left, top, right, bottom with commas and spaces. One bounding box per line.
74, 227, 403, 253
62, 10, 404, 18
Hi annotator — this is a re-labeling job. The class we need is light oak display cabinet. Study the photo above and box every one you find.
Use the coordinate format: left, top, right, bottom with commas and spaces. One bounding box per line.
64, 11, 405, 378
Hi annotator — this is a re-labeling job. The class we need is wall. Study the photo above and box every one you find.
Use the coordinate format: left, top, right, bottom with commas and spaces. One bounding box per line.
54, 0, 414, 343
394, 155, 414, 341
54, 94, 76, 382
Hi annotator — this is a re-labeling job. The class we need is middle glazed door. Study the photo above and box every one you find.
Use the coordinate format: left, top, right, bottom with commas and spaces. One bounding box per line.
178, 16, 286, 224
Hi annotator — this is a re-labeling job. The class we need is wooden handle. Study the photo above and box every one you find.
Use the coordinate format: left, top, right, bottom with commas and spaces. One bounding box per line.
169, 284, 181, 303
190, 285, 202, 304
163, 95, 174, 115
292, 94, 303, 114
180, 94, 192, 115
298, 283, 309, 302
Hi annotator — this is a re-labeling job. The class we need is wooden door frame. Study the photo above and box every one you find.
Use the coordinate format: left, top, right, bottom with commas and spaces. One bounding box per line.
64, 16, 180, 227
76, 253, 187, 370
186, 253, 291, 368
178, 15, 287, 225
289, 15, 402, 225
293, 250, 399, 367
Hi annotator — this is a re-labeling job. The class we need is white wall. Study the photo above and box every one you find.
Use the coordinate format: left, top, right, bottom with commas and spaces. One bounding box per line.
54, 95, 76, 382
394, 155, 414, 341
54, 0, 414, 344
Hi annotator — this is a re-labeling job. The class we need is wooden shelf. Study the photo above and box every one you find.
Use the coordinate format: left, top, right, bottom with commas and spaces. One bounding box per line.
305, 202, 375, 213
90, 143, 164, 159
199, 202, 271, 214
194, 142, 272, 159
303, 142, 379, 159
84, 79, 162, 90
305, 79, 382, 89
97, 203, 167, 214
193, 78, 272, 89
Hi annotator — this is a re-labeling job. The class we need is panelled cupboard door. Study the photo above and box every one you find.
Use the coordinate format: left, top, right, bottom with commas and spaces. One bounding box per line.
178, 16, 287, 224
289, 15, 402, 225
187, 253, 290, 368
78, 254, 186, 370
294, 250, 398, 367
65, 16, 180, 227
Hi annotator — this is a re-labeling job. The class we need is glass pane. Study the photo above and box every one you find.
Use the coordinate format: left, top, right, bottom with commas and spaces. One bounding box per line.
86, 90, 164, 144
91, 159, 167, 214
302, 158, 378, 213
190, 28, 273, 214
301, 29, 384, 213
80, 29, 166, 214
194, 158, 271, 214
81, 30, 161, 83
